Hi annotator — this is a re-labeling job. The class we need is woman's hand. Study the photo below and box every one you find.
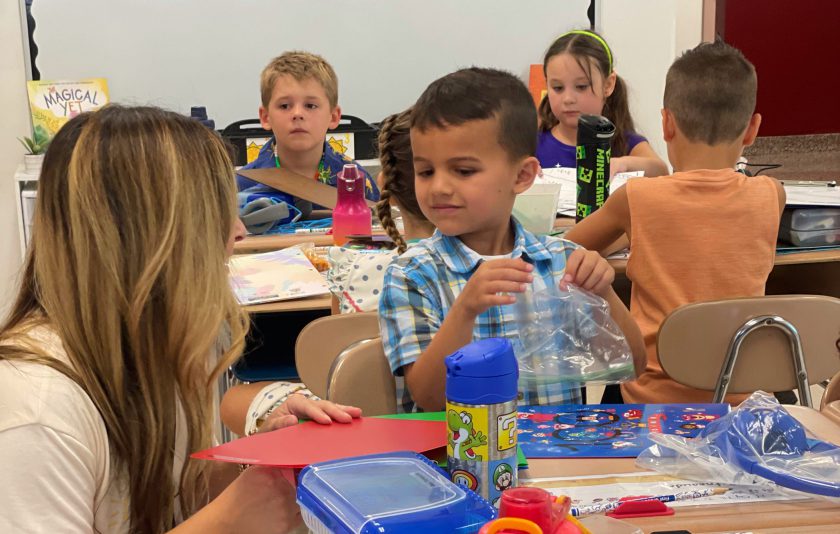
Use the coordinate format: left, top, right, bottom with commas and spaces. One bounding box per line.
259, 394, 362, 433
173, 466, 303, 534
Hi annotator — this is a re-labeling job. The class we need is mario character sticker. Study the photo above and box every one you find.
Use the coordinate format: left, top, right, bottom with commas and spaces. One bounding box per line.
447, 406, 488, 461
488, 460, 516, 506
496, 411, 517, 452
493, 462, 514, 492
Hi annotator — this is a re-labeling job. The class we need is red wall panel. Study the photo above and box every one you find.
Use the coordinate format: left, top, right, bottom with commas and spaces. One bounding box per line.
724, 0, 840, 136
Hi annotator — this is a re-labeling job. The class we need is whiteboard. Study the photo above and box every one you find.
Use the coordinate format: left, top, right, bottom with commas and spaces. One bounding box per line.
32, 0, 590, 129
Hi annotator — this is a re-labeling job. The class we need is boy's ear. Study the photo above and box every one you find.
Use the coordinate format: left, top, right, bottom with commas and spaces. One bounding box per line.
329, 105, 342, 130
258, 106, 272, 131
604, 71, 617, 98
741, 113, 762, 147
513, 156, 540, 194
661, 108, 677, 142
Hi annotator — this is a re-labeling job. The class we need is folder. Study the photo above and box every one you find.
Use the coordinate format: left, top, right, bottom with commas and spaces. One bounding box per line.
192, 417, 445, 468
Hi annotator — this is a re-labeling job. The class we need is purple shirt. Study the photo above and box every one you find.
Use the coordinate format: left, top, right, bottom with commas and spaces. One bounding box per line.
536, 130, 647, 169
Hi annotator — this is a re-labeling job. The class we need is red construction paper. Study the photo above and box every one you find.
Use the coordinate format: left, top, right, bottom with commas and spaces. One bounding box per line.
192, 417, 446, 468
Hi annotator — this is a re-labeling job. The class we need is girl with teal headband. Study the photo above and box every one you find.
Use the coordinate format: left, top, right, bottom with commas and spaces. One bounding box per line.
537, 30, 668, 178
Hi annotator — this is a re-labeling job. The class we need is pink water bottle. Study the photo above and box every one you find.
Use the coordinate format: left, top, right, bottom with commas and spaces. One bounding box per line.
332, 164, 372, 246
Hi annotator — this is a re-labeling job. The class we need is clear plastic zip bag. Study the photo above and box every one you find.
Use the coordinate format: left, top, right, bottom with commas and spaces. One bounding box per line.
515, 284, 635, 387
636, 391, 840, 499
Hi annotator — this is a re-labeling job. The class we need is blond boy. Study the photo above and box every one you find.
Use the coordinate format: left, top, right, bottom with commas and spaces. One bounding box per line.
237, 51, 378, 218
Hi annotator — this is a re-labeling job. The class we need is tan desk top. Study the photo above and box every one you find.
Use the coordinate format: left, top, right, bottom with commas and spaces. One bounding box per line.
237, 216, 840, 314
234, 218, 579, 254
243, 294, 331, 313
236, 219, 840, 267
236, 232, 334, 253
523, 407, 840, 533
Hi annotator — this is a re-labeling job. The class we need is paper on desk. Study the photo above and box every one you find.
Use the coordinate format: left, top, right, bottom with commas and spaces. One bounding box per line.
538, 167, 643, 216
521, 471, 801, 509
228, 247, 329, 305
784, 183, 840, 207
607, 248, 630, 260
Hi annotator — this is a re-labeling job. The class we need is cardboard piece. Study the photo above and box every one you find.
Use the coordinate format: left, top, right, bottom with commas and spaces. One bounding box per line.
192, 417, 445, 468
237, 167, 377, 210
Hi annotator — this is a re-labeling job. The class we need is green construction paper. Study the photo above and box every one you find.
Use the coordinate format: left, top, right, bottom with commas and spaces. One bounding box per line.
376, 412, 446, 422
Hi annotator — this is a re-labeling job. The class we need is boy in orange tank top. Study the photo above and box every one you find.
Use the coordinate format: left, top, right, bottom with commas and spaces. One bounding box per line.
566, 40, 786, 405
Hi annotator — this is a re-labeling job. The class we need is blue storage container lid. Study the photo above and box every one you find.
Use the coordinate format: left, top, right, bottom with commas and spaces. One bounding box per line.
445, 338, 519, 405
297, 451, 496, 533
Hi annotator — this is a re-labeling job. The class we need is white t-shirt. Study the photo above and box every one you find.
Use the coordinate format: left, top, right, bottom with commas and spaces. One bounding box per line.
0, 326, 187, 533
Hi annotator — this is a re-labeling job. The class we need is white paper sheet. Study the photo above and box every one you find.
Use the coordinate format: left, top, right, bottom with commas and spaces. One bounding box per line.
538, 167, 644, 216
521, 471, 803, 511
783, 183, 840, 207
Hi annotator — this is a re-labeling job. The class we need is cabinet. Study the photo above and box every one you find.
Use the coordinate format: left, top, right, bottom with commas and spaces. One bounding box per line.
14, 164, 39, 257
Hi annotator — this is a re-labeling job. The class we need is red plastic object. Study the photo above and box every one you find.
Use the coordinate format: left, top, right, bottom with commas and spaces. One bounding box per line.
496, 487, 576, 534
606, 499, 675, 519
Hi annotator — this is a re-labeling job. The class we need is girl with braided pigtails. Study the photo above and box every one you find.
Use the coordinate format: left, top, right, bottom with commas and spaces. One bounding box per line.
326, 107, 435, 313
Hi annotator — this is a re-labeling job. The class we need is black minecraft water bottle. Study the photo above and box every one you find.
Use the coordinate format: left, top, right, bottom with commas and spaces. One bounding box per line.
576, 114, 615, 222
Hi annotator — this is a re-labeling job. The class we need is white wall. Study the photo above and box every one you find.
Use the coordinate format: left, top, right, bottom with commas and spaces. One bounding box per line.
32, 0, 590, 128
599, 0, 704, 170
28, 0, 705, 168
0, 0, 29, 315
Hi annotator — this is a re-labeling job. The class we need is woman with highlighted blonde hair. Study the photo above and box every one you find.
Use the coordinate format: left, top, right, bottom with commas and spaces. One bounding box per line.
0, 105, 359, 533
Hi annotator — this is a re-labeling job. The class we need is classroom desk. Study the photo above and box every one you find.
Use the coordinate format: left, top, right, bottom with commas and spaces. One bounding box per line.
243, 294, 331, 313
608, 247, 840, 275
236, 212, 840, 314
523, 406, 840, 533
233, 218, 579, 254
241, 247, 840, 315
236, 232, 335, 253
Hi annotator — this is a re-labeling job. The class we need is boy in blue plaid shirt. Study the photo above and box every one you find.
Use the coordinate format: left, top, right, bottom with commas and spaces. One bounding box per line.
378, 68, 645, 413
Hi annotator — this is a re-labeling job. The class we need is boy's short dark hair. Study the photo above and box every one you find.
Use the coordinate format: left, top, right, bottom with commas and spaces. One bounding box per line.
664, 40, 757, 145
411, 67, 537, 160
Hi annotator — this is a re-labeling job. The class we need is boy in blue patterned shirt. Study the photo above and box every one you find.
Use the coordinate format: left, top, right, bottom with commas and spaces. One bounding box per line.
378, 68, 645, 413
237, 51, 379, 218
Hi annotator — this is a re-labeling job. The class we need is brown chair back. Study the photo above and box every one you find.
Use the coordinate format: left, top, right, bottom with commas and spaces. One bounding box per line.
295, 312, 380, 398
327, 338, 397, 416
657, 295, 840, 402
823, 373, 840, 409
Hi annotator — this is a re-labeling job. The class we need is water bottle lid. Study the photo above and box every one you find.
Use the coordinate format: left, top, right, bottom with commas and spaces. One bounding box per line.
190, 106, 208, 120
577, 114, 616, 139
445, 338, 518, 404
339, 163, 360, 192
498, 487, 562, 533
339, 163, 359, 180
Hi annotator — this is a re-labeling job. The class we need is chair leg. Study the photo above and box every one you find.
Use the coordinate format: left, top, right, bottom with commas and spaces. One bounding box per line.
715, 315, 813, 408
